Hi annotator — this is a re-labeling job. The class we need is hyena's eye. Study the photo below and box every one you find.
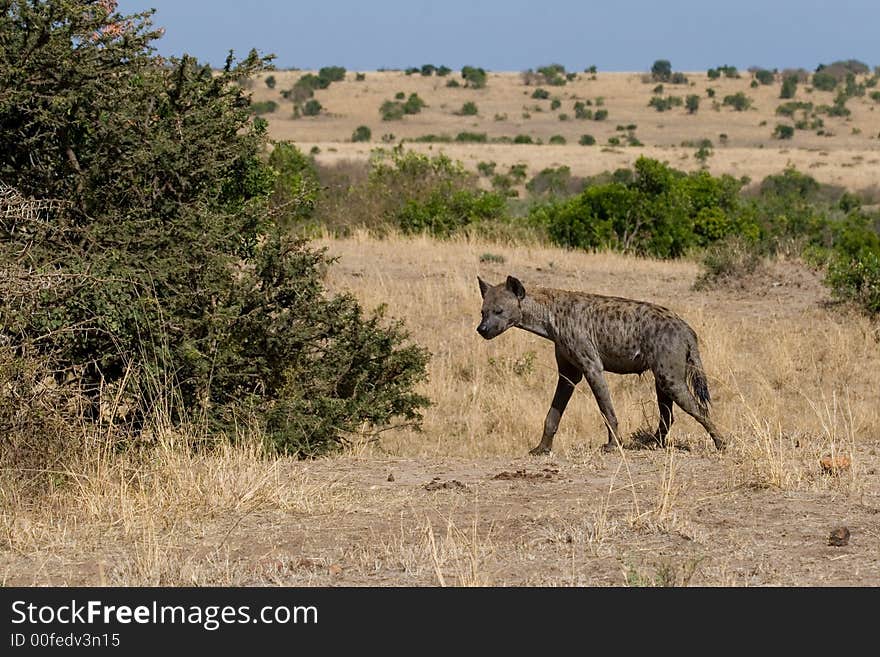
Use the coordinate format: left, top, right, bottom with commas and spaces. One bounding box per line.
494, 308, 503, 315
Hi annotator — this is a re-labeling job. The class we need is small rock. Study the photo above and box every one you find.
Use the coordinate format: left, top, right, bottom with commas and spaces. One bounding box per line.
328, 564, 343, 576
387, 472, 395, 482
828, 527, 851, 547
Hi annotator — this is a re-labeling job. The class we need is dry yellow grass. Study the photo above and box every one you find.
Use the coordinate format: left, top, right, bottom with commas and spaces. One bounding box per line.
4, 232, 878, 586
251, 70, 880, 193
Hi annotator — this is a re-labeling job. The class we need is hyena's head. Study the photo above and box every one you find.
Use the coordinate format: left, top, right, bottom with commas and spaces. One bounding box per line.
476, 275, 526, 340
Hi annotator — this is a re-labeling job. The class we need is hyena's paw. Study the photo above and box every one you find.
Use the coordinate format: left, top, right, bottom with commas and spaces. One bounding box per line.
529, 444, 552, 456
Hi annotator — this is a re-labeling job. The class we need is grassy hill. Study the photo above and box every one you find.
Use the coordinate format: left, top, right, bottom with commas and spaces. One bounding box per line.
250, 68, 880, 196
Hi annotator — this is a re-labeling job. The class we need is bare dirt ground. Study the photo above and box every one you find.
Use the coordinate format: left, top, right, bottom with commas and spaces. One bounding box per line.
4, 235, 879, 586
252, 70, 880, 194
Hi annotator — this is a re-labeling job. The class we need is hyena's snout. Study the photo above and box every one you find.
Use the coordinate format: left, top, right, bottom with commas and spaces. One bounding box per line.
476, 322, 491, 339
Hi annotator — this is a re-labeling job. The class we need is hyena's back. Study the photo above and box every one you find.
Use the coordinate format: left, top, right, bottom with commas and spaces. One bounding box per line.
538, 289, 701, 376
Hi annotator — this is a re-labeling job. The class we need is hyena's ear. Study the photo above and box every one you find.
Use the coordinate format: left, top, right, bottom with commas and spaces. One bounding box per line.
506, 275, 526, 300
478, 276, 491, 299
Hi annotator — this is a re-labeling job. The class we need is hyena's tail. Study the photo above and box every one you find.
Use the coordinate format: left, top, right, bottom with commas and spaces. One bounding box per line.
685, 341, 711, 415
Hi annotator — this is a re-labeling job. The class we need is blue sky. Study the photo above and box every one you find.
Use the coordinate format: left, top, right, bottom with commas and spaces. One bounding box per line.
117, 1, 879, 72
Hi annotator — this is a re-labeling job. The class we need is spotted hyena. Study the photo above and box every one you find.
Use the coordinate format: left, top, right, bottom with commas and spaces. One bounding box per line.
476, 275, 725, 454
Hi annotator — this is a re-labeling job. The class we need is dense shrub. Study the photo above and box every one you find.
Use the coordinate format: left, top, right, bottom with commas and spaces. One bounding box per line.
686, 95, 700, 114
461, 66, 488, 88
812, 71, 838, 91
826, 251, 880, 315
456, 132, 488, 142
0, 3, 429, 457
593, 109, 608, 121
579, 134, 596, 145
649, 96, 683, 111
380, 100, 405, 120
574, 101, 593, 119
352, 125, 372, 142
525, 166, 584, 197
265, 74, 276, 89
251, 99, 278, 115
396, 188, 506, 237
754, 69, 775, 85
780, 75, 798, 99
548, 135, 566, 145
773, 124, 795, 139
537, 63, 567, 86
403, 93, 426, 114
457, 101, 479, 116
534, 157, 747, 257
302, 99, 322, 116
723, 92, 752, 111
651, 59, 672, 82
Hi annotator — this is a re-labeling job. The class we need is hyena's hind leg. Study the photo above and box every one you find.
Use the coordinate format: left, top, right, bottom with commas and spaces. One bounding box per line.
658, 377, 726, 451
530, 349, 582, 455
654, 382, 674, 447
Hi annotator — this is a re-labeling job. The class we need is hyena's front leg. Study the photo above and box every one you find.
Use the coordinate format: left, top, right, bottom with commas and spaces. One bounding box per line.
580, 364, 620, 452
530, 352, 582, 455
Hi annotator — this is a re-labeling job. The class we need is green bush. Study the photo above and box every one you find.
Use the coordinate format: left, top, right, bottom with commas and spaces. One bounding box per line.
457, 101, 479, 116
513, 134, 534, 144
420, 64, 435, 76
537, 63, 567, 85
251, 100, 278, 115
773, 124, 795, 139
574, 101, 593, 119
776, 101, 813, 117
396, 188, 506, 237
780, 75, 798, 99
352, 125, 372, 142
380, 100, 405, 120
812, 71, 838, 91
723, 92, 752, 111
302, 99, 322, 116
403, 93, 426, 114
579, 134, 596, 145
318, 66, 346, 84
531, 88, 550, 99
826, 250, 880, 315
594, 109, 608, 121
265, 75, 276, 89
550, 98, 561, 110
754, 69, 775, 85
461, 66, 488, 88
549, 135, 566, 144
436, 66, 452, 76
686, 95, 700, 114
536, 157, 746, 257
649, 96, 683, 112
0, 4, 429, 457
525, 166, 583, 197
651, 59, 672, 82
455, 132, 487, 142
477, 161, 497, 176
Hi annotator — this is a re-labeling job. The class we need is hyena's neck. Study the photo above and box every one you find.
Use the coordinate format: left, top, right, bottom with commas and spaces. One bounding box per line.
518, 291, 558, 340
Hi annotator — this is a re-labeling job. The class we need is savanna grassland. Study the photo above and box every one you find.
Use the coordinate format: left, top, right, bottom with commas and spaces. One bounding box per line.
3, 21, 880, 588
253, 68, 880, 195
3, 232, 879, 586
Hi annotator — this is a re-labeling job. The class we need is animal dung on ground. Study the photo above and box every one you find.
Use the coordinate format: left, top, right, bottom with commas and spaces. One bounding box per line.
492, 468, 558, 481
819, 454, 851, 474
424, 477, 467, 491
828, 527, 851, 547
